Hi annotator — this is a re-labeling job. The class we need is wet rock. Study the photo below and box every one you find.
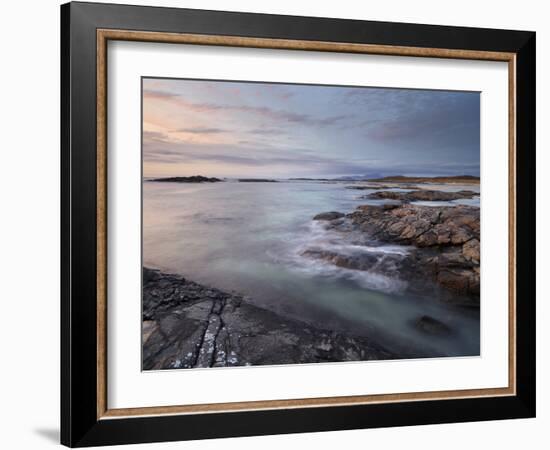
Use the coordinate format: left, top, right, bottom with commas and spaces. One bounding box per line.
142, 268, 397, 370
415, 315, 452, 335
463, 238, 480, 263
313, 211, 345, 221
437, 270, 471, 294
382, 203, 400, 211
301, 249, 403, 274
333, 204, 480, 298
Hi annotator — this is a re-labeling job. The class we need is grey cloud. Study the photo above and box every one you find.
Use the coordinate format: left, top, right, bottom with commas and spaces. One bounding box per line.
341, 89, 479, 143
144, 140, 478, 177
143, 88, 350, 128
143, 82, 479, 178
145, 138, 362, 167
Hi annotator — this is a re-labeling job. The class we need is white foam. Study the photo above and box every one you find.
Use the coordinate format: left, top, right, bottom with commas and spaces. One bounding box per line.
279, 219, 410, 294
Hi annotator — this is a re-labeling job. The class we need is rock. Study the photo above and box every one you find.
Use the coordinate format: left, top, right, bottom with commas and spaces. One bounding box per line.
142, 320, 157, 344
346, 184, 418, 190
327, 204, 480, 298
301, 249, 404, 275
143, 267, 161, 283
437, 270, 471, 294
347, 204, 479, 249
463, 238, 480, 263
382, 203, 400, 210
365, 189, 478, 202
313, 211, 345, 221
346, 185, 383, 190
415, 315, 452, 335
142, 268, 398, 370
149, 175, 223, 183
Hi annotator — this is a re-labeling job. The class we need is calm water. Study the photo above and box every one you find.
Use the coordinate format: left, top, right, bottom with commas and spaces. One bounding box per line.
143, 180, 480, 358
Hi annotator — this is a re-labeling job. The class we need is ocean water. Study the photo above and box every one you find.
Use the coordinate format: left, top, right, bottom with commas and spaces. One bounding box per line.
143, 180, 480, 358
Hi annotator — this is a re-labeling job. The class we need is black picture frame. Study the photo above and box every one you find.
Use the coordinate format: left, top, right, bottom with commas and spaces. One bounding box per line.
61, 1, 536, 447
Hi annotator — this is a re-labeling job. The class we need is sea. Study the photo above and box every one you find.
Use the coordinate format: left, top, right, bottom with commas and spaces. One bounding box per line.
143, 179, 480, 358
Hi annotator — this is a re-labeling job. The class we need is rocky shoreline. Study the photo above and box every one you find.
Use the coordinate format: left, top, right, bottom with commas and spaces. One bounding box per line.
307, 201, 480, 304
143, 267, 398, 370
143, 181, 480, 370
364, 189, 478, 202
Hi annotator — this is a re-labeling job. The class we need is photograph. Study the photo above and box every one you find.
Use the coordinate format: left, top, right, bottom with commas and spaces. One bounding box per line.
141, 77, 481, 370
55, 1, 536, 446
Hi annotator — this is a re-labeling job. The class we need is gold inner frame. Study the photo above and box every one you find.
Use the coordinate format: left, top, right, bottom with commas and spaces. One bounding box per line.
96, 29, 517, 420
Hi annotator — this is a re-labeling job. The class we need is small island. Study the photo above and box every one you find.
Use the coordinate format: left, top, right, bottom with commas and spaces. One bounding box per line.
366, 175, 480, 185
365, 189, 478, 202
288, 177, 331, 181
149, 175, 223, 183
238, 178, 279, 182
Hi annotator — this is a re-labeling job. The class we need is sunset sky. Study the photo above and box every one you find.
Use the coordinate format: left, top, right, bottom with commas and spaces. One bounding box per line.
142, 78, 480, 179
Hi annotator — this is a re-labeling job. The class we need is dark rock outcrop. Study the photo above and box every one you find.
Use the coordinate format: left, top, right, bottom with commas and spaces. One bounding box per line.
313, 211, 345, 221
348, 204, 480, 298
346, 184, 418, 190
365, 190, 478, 202
149, 175, 222, 183
303, 204, 480, 303
415, 315, 452, 335
143, 268, 397, 370
348, 204, 479, 245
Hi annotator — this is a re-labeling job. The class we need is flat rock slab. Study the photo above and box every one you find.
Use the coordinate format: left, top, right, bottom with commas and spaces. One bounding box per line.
142, 268, 397, 370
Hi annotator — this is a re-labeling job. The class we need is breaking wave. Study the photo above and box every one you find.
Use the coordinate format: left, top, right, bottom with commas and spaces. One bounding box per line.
274, 219, 411, 294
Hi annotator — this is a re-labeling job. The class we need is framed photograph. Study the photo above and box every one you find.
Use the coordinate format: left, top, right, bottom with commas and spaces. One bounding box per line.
61, 2, 536, 447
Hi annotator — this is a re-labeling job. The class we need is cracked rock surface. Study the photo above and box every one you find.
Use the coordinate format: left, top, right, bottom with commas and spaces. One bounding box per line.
306, 204, 480, 302
143, 267, 396, 370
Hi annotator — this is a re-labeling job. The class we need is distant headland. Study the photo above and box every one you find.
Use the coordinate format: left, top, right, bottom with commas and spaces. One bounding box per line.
366, 175, 480, 185
238, 178, 278, 183
149, 175, 223, 183
147, 174, 480, 185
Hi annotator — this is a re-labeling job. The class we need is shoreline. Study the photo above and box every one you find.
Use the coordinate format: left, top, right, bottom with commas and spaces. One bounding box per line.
305, 193, 480, 303
143, 181, 480, 370
142, 267, 405, 370
146, 174, 480, 186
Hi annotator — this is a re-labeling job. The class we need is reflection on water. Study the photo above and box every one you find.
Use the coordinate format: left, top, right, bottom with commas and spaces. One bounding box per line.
143, 180, 480, 358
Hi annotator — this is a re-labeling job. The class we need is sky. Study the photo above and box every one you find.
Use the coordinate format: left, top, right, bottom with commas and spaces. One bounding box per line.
142, 78, 480, 179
